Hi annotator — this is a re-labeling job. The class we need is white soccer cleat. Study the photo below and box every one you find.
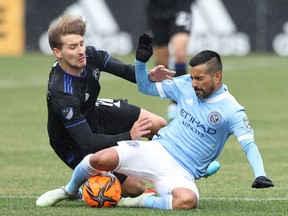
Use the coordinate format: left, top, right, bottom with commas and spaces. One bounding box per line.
36, 186, 79, 207
117, 189, 156, 208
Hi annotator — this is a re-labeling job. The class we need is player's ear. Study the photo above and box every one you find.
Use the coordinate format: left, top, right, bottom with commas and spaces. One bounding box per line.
214, 71, 222, 83
53, 48, 62, 59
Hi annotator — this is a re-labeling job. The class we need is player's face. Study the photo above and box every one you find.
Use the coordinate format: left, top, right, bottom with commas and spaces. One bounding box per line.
53, 34, 86, 75
190, 64, 220, 99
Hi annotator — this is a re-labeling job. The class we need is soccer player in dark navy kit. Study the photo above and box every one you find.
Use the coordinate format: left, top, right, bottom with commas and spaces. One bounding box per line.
147, 0, 195, 121
45, 13, 168, 198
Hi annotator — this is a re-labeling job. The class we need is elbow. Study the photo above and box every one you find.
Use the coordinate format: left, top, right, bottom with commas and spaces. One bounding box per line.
138, 86, 146, 94
136, 81, 146, 94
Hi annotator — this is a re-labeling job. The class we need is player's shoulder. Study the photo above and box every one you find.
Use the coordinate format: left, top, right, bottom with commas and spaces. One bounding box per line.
162, 74, 190, 88
219, 88, 243, 105
49, 63, 62, 83
86, 46, 110, 63
219, 91, 245, 115
174, 74, 191, 82
205, 85, 244, 111
48, 66, 65, 94
225, 91, 244, 109
86, 46, 108, 56
175, 74, 192, 86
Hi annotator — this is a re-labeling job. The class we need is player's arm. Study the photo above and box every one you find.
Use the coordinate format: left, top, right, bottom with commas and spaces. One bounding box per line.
87, 46, 136, 83
67, 121, 130, 153
232, 111, 274, 188
60, 96, 152, 152
104, 56, 136, 83
52, 95, 130, 152
103, 53, 173, 84
240, 139, 274, 188
66, 117, 152, 153
135, 33, 175, 96
97, 39, 173, 84
135, 60, 160, 96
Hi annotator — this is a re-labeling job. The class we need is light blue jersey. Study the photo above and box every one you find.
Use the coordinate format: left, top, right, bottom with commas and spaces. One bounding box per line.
136, 60, 266, 179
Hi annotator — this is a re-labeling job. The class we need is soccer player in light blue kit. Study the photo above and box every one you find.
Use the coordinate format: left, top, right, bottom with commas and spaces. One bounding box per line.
36, 34, 274, 210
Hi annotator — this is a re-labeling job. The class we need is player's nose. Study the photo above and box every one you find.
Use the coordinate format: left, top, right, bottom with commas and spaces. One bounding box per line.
192, 79, 198, 88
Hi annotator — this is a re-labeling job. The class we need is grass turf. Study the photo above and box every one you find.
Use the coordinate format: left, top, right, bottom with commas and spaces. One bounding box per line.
0, 53, 287, 215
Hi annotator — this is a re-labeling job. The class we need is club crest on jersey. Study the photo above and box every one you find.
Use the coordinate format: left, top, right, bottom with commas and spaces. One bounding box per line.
62, 107, 73, 120
92, 68, 100, 80
126, 141, 139, 148
208, 112, 221, 125
243, 116, 251, 129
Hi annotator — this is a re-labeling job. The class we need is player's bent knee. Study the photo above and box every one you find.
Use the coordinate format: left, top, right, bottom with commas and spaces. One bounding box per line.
172, 188, 198, 209
90, 148, 119, 170
174, 194, 198, 209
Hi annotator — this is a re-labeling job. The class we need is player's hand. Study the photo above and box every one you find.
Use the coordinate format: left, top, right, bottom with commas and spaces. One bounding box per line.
136, 33, 153, 63
251, 176, 274, 188
130, 117, 152, 140
148, 65, 176, 82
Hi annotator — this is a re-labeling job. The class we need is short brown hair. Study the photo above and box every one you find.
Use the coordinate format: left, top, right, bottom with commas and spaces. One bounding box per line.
48, 13, 87, 50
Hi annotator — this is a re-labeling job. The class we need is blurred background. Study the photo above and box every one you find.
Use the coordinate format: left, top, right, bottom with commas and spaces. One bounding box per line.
1, 0, 288, 57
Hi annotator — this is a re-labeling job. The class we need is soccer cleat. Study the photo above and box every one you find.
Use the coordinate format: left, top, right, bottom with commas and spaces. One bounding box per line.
117, 189, 156, 208
204, 161, 220, 178
36, 186, 80, 207
75, 188, 83, 201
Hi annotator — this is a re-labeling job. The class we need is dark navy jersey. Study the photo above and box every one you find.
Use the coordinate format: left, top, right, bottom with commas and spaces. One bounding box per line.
147, 0, 194, 19
47, 46, 138, 169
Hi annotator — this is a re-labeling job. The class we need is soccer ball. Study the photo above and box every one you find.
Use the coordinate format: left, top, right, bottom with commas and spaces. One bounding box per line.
82, 172, 122, 208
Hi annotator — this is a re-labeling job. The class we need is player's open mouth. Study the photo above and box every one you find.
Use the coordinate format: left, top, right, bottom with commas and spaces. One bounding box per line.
78, 57, 86, 63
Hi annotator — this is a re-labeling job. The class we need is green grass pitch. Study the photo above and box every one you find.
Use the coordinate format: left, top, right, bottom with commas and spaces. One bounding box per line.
0, 53, 287, 215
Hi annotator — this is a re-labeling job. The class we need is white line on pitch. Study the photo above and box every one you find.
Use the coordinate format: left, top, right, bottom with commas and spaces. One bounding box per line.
0, 195, 287, 201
